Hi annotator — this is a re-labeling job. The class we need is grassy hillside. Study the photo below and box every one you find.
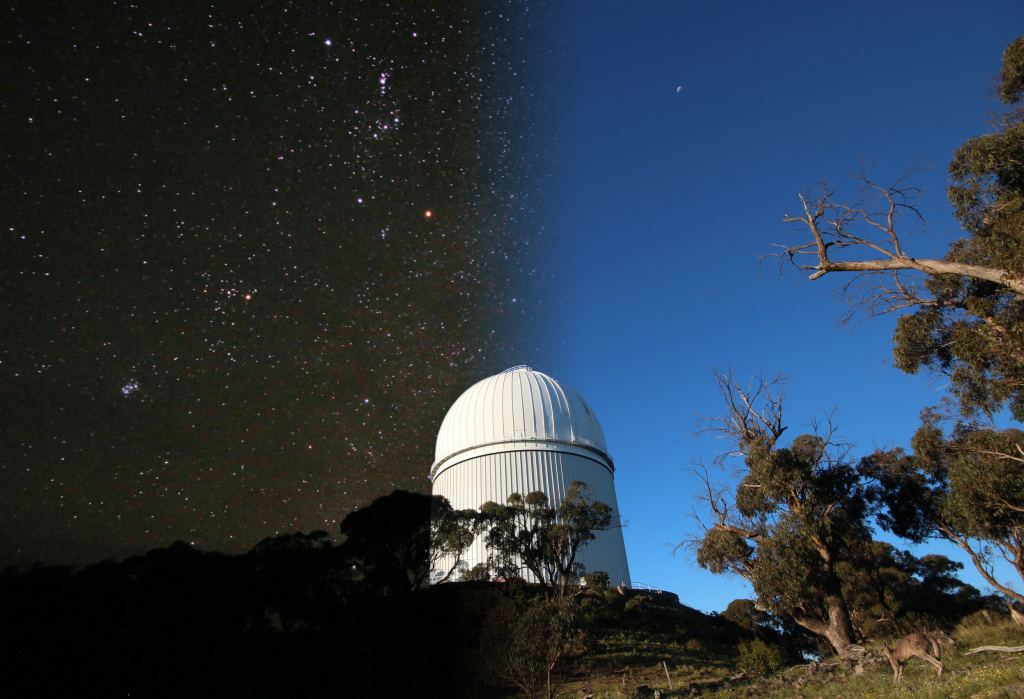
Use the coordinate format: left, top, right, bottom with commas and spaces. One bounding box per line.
558, 592, 1024, 699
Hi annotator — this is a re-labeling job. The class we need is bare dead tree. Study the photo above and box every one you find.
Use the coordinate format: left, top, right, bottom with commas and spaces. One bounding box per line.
774, 176, 1024, 301
699, 369, 787, 458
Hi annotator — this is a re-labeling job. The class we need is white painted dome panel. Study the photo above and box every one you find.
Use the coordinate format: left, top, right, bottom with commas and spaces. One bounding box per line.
432, 367, 609, 471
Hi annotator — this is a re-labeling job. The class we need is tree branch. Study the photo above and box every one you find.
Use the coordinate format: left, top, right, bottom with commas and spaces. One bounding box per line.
965, 645, 1024, 655
776, 179, 1024, 300
939, 523, 1024, 604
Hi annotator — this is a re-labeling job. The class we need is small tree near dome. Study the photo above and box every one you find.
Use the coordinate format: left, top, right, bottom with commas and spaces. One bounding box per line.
428, 495, 477, 584
479, 481, 614, 597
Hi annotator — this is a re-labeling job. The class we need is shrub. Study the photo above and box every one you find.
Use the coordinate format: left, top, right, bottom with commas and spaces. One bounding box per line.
684, 638, 706, 653
583, 571, 610, 590
461, 563, 490, 582
624, 597, 645, 615
736, 639, 783, 675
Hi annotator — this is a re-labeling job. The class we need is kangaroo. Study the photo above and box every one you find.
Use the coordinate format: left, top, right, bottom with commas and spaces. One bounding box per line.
924, 630, 957, 660
881, 632, 944, 684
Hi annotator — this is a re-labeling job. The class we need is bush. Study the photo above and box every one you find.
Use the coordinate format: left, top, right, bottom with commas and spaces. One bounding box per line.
579, 596, 618, 626
624, 597, 645, 615
461, 563, 490, 582
737, 639, 783, 675
583, 571, 610, 590
684, 638, 706, 653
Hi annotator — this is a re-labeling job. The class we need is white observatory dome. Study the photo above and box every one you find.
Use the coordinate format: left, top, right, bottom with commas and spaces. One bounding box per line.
431, 366, 611, 479
429, 366, 631, 587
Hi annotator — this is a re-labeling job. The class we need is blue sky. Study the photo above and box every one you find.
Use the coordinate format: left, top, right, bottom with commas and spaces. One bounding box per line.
536, 1, 1022, 612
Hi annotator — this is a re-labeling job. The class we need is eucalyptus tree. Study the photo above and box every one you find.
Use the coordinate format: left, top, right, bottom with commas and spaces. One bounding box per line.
479, 481, 613, 597
775, 36, 1024, 420
691, 371, 867, 656
428, 495, 477, 584
860, 415, 1024, 604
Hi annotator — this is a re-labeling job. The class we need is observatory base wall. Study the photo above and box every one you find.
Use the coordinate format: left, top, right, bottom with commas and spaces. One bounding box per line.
431, 449, 631, 587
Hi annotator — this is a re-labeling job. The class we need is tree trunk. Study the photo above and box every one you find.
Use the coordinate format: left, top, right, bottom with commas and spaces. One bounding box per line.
822, 593, 857, 657
793, 593, 857, 657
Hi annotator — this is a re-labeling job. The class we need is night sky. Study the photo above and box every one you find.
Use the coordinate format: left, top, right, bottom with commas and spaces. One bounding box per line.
1, 1, 550, 564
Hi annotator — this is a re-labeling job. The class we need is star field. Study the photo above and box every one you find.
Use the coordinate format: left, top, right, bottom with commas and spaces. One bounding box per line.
1, 1, 548, 563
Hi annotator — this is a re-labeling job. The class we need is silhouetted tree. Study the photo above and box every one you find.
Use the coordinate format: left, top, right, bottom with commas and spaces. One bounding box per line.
481, 594, 586, 699
479, 482, 613, 596
339, 490, 433, 593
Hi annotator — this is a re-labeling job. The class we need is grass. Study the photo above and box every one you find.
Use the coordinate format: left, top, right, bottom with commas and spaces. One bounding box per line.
554, 599, 1024, 699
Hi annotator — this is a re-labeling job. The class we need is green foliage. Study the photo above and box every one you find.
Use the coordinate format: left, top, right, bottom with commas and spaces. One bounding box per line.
736, 639, 783, 675
944, 427, 1024, 539
694, 392, 867, 654
837, 542, 988, 639
583, 571, 610, 590
478, 481, 614, 596
721, 599, 764, 632
696, 528, 753, 576
862, 415, 1024, 602
694, 374, 989, 656
1000, 36, 1024, 103
748, 515, 847, 618
428, 495, 478, 583
624, 596, 645, 615
895, 35, 1024, 420
460, 562, 491, 582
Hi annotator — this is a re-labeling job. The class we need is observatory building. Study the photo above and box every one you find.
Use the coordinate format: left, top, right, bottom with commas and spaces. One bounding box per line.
429, 366, 631, 586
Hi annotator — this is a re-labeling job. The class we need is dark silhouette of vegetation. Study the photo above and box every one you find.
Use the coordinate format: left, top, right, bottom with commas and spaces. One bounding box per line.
338, 489, 434, 592
481, 594, 586, 699
0, 491, 498, 698
0, 480, 999, 698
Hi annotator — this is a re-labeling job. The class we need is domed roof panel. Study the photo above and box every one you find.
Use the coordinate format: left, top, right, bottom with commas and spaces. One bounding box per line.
433, 367, 609, 470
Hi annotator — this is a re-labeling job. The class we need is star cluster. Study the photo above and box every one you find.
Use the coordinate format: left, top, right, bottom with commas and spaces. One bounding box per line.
1, 1, 548, 563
